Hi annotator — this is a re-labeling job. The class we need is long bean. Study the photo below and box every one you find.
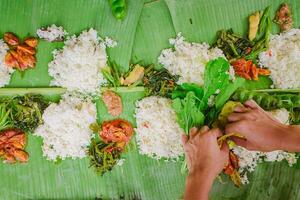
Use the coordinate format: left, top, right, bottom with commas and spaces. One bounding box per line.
231, 89, 300, 110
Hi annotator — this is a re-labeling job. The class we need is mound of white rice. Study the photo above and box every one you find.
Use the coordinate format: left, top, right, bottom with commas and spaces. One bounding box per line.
135, 96, 184, 160
35, 94, 96, 161
37, 24, 67, 42
48, 28, 108, 94
0, 40, 14, 87
233, 108, 297, 184
259, 29, 300, 89
158, 33, 225, 85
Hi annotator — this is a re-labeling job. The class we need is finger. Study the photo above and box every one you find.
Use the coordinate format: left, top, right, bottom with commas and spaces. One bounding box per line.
244, 100, 261, 110
230, 137, 252, 150
181, 134, 188, 145
198, 126, 209, 135
189, 127, 199, 139
211, 128, 223, 138
225, 121, 247, 137
228, 112, 255, 122
233, 105, 249, 113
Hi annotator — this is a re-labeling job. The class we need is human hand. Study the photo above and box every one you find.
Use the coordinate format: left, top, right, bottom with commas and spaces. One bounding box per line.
225, 100, 290, 152
182, 126, 229, 178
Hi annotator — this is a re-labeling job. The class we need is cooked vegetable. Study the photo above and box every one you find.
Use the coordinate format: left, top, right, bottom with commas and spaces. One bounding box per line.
144, 67, 178, 98
99, 119, 134, 149
215, 29, 252, 60
246, 6, 271, 61
274, 3, 293, 32
291, 108, 300, 125
224, 151, 242, 187
122, 64, 144, 86
215, 6, 271, 62
248, 11, 260, 41
213, 101, 244, 187
102, 90, 123, 116
102, 60, 122, 87
0, 94, 49, 132
0, 103, 12, 131
88, 140, 121, 175
0, 129, 29, 164
213, 101, 243, 129
231, 89, 300, 110
108, 0, 127, 20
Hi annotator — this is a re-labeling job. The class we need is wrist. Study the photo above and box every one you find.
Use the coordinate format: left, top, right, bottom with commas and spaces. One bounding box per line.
282, 125, 300, 152
185, 170, 215, 200
188, 168, 216, 185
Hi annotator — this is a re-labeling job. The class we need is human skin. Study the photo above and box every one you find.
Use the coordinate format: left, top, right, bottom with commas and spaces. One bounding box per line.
182, 100, 300, 200
182, 127, 229, 200
225, 100, 300, 152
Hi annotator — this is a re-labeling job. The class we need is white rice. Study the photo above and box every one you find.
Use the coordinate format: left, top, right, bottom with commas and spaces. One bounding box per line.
48, 28, 109, 94
0, 39, 14, 87
259, 29, 300, 89
233, 108, 297, 184
34, 94, 96, 161
37, 24, 67, 42
135, 96, 184, 160
158, 33, 225, 85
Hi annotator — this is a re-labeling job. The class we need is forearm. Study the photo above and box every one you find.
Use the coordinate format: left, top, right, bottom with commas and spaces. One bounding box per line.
184, 171, 215, 200
282, 125, 300, 152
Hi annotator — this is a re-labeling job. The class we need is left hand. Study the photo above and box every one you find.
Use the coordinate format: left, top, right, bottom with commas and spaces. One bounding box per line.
182, 126, 229, 179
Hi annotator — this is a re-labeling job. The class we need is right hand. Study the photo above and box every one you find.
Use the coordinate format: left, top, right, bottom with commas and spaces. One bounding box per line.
225, 100, 290, 152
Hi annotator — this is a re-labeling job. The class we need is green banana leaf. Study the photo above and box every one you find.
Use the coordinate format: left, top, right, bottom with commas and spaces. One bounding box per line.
0, 0, 300, 200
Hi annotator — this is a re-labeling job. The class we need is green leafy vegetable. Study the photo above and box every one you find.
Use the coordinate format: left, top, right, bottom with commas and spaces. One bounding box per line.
102, 61, 122, 87
172, 83, 203, 99
201, 58, 230, 109
0, 103, 12, 131
0, 94, 49, 132
215, 77, 245, 110
88, 140, 121, 176
172, 58, 243, 133
143, 67, 178, 97
214, 29, 252, 60
214, 6, 271, 62
172, 92, 204, 134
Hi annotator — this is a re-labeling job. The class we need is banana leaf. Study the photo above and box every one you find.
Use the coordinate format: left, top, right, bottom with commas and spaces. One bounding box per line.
1, 0, 300, 200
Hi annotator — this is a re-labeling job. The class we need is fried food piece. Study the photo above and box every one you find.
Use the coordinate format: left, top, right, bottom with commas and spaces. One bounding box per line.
102, 90, 123, 116
248, 11, 260, 41
3, 32, 19, 46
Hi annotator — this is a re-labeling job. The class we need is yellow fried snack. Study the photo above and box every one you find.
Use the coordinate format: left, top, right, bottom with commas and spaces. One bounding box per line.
248, 11, 260, 41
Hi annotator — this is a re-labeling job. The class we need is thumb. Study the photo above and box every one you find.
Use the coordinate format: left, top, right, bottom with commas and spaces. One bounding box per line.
181, 134, 188, 145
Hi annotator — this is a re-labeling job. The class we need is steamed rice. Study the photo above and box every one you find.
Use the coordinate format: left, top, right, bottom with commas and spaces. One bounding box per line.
158, 33, 225, 85
48, 28, 109, 94
35, 94, 96, 161
0, 39, 14, 87
259, 29, 300, 89
37, 24, 67, 42
135, 96, 184, 160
